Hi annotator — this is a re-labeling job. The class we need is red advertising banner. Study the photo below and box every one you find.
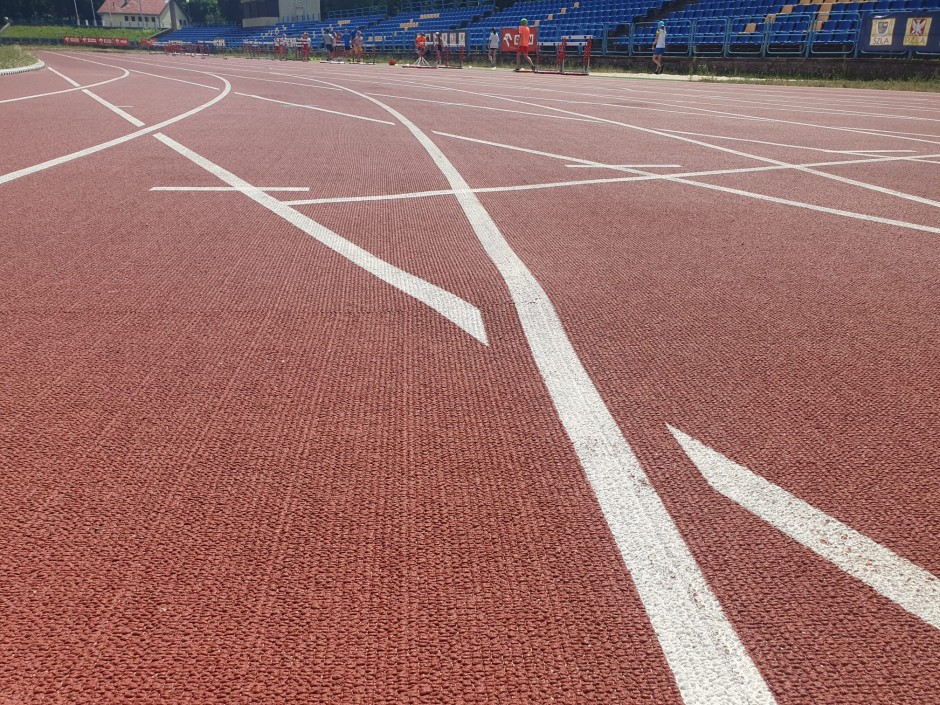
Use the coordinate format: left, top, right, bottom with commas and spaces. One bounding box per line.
500, 26, 538, 52
140, 38, 157, 47
63, 36, 129, 47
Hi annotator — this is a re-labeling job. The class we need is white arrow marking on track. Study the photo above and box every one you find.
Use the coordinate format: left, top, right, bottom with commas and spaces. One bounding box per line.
153, 133, 488, 346
668, 424, 940, 631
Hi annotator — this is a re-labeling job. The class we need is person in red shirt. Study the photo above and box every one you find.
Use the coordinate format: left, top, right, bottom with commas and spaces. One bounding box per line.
416, 33, 427, 58
515, 18, 535, 72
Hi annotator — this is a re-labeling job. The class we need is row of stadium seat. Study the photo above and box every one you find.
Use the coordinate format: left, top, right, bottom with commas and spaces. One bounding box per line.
160, 0, 940, 53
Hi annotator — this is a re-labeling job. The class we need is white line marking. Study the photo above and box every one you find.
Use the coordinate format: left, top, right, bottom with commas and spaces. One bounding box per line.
437, 89, 940, 212
657, 130, 920, 158
381, 73, 940, 148
0, 66, 130, 104
432, 131, 940, 231
367, 91, 604, 123
0, 74, 230, 187
283, 188, 458, 206
282, 144, 940, 212
234, 92, 395, 125
315, 77, 778, 705
565, 163, 683, 169
673, 178, 940, 234
668, 425, 940, 632
81, 89, 145, 127
49, 65, 141, 127
58, 51, 340, 92
152, 186, 310, 192
54, 52, 220, 89
153, 133, 487, 345
47, 66, 81, 87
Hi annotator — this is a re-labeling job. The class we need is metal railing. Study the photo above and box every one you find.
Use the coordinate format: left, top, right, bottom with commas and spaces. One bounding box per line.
35, 9, 934, 60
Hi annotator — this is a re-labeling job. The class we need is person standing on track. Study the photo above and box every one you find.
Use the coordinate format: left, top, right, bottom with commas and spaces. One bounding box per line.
515, 18, 535, 72
323, 27, 334, 60
353, 29, 364, 62
416, 32, 428, 61
434, 31, 446, 65
488, 27, 499, 67
652, 21, 666, 74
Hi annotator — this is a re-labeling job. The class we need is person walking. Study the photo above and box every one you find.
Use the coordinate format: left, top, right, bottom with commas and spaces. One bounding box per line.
652, 20, 667, 74
488, 27, 499, 67
353, 29, 364, 62
514, 18, 535, 72
434, 31, 446, 65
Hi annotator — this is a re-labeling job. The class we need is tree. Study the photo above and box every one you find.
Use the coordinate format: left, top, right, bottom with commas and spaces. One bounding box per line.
217, 0, 241, 23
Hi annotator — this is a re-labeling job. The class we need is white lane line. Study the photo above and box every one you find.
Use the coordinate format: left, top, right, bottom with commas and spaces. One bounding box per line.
234, 92, 396, 125
435, 132, 940, 174
152, 186, 310, 192
316, 77, 778, 705
367, 91, 605, 123
81, 89, 145, 127
432, 131, 940, 234
381, 73, 940, 149
456, 91, 940, 212
675, 179, 940, 234
668, 425, 940, 632
47, 66, 82, 87
0, 74, 231, 188
565, 163, 683, 169
282, 147, 940, 208
153, 133, 487, 346
59, 51, 341, 92
657, 130, 919, 158
0, 66, 130, 105
283, 188, 458, 206
49, 65, 140, 126
55, 52, 220, 89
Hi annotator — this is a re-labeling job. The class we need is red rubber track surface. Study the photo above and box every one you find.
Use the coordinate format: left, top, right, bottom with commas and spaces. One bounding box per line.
1, 50, 938, 705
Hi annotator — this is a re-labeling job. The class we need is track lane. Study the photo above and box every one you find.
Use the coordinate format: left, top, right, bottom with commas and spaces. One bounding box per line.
2, 49, 939, 705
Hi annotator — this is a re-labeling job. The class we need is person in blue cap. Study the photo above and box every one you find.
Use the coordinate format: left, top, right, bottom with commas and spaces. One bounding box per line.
652, 21, 666, 74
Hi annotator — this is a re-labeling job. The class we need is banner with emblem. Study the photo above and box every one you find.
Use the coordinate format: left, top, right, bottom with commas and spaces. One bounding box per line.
903, 16, 932, 46
869, 17, 894, 45
861, 12, 939, 53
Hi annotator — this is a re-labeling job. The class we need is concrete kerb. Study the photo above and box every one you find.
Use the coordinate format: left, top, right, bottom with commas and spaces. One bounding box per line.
0, 59, 45, 76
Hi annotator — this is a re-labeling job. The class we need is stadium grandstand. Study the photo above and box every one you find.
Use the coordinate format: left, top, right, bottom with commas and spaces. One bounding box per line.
148, 0, 940, 58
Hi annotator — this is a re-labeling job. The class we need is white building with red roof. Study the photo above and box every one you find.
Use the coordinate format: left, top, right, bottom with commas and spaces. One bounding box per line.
97, 0, 189, 29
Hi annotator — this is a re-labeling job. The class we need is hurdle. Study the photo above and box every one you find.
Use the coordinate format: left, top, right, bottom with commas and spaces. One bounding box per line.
535, 36, 592, 75
403, 40, 435, 68
438, 32, 467, 68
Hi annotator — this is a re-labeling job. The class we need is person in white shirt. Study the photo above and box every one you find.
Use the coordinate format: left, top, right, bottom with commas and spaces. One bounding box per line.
488, 28, 499, 67
652, 21, 666, 74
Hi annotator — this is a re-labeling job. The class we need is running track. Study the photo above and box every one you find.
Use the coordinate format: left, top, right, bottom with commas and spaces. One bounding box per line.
1, 51, 939, 705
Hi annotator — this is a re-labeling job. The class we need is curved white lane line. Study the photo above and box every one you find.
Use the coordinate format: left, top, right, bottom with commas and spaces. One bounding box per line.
0, 64, 130, 104
669, 425, 940, 632
54, 52, 220, 90
307, 76, 778, 705
48, 65, 145, 127
0, 73, 230, 187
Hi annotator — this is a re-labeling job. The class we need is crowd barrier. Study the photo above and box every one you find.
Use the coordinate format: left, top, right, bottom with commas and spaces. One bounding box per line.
500, 10, 937, 59
144, 10, 938, 61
